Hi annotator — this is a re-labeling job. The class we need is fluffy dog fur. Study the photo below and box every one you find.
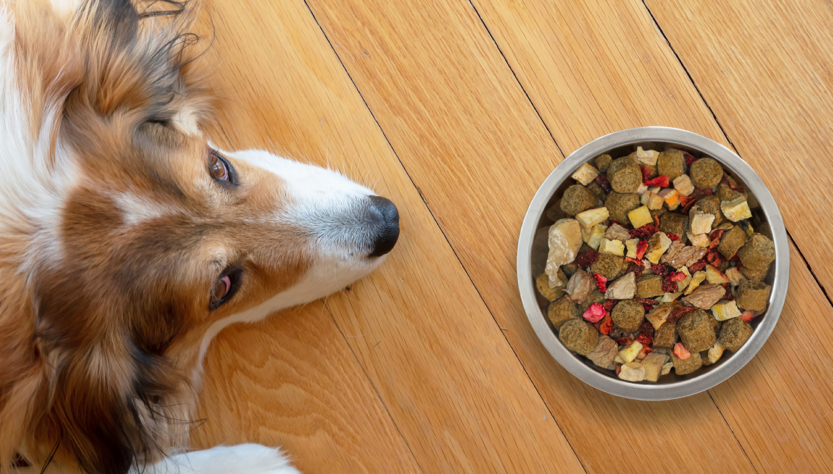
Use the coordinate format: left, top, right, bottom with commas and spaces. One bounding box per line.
0, 1, 398, 472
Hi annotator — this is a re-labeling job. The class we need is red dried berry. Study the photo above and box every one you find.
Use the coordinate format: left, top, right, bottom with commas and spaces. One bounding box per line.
668, 271, 687, 282
641, 345, 653, 357
625, 262, 645, 279
667, 233, 681, 242
684, 153, 697, 167
639, 320, 655, 338
710, 229, 725, 242
592, 273, 608, 293
695, 188, 714, 195
636, 333, 653, 346
583, 302, 607, 323
629, 224, 660, 239
634, 298, 659, 306
706, 249, 724, 267
614, 337, 634, 346
662, 278, 678, 294
740, 310, 756, 323
688, 260, 707, 272
651, 263, 669, 275
680, 195, 698, 214
615, 364, 622, 375
594, 314, 614, 335
667, 306, 697, 324
673, 342, 691, 360
602, 299, 618, 311
644, 176, 670, 188
595, 174, 612, 193
575, 249, 599, 268
653, 214, 661, 227
721, 176, 745, 192
731, 254, 742, 269
641, 165, 652, 183
636, 240, 648, 259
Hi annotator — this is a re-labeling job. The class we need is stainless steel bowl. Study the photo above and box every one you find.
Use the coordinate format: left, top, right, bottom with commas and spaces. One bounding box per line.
517, 127, 789, 400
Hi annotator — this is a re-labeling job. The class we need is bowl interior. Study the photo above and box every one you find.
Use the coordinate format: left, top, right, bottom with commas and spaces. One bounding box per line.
528, 140, 776, 386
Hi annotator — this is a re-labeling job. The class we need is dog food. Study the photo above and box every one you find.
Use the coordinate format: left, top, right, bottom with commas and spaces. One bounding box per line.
536, 147, 776, 382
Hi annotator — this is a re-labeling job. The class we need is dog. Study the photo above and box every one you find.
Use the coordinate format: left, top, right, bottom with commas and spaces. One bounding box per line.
0, 0, 399, 472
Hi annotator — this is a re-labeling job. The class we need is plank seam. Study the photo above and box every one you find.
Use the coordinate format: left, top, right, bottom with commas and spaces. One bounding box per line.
301, 1, 587, 471
640, 0, 833, 311
468, 0, 565, 159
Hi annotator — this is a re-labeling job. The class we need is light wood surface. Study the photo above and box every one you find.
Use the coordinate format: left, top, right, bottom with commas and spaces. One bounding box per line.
192, 1, 584, 472
188, 0, 833, 472
646, 0, 833, 295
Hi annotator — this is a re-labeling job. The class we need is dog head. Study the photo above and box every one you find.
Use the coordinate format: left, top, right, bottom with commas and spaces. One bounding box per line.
0, 0, 398, 471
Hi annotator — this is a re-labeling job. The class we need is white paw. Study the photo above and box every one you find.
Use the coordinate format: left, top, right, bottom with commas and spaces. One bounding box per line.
143, 444, 301, 474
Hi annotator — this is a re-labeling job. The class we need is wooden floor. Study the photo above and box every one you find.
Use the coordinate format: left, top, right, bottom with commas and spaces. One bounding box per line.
189, 1, 833, 472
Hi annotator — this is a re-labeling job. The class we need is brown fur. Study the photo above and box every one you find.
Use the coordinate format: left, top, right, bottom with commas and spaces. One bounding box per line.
0, 1, 313, 472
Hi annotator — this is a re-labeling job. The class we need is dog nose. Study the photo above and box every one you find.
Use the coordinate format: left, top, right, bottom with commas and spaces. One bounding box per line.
368, 196, 400, 257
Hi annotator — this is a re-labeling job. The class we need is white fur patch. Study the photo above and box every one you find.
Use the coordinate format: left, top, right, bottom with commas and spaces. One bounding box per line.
135, 444, 300, 474
114, 192, 176, 227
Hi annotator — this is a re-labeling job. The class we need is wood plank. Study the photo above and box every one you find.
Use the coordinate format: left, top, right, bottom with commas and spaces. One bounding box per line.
191, 303, 421, 473
194, 1, 585, 472
644, 0, 833, 294
429, 0, 833, 471
306, 0, 755, 472
708, 242, 833, 472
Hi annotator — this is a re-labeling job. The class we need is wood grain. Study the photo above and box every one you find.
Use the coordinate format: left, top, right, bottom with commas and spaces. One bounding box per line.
191, 303, 421, 473
645, 0, 833, 295
469, 0, 833, 471
193, 0, 585, 472
306, 0, 755, 472
708, 242, 833, 472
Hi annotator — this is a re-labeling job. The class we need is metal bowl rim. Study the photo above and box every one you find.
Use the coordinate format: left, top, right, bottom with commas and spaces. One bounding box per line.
517, 126, 789, 401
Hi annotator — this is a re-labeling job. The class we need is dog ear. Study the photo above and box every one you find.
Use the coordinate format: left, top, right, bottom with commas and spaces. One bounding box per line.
33, 261, 186, 474
63, 0, 208, 133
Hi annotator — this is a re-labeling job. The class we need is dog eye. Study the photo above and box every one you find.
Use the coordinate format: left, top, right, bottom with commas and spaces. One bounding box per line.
209, 151, 236, 183
209, 267, 243, 310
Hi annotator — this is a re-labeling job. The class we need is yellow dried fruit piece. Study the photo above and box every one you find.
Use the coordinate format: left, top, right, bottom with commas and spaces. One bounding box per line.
598, 238, 625, 256
618, 362, 646, 382
721, 197, 753, 222
628, 205, 653, 229
688, 232, 711, 248
626, 239, 639, 259
712, 300, 742, 321
636, 147, 659, 166
690, 213, 715, 235
576, 207, 610, 230
618, 341, 644, 364
586, 224, 607, 250
644, 232, 672, 264
685, 271, 707, 295
572, 163, 600, 186
659, 189, 680, 210
708, 343, 725, 364
706, 264, 730, 284
673, 174, 694, 196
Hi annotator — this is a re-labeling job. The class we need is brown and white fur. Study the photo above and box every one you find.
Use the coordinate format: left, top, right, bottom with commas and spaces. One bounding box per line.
0, 0, 399, 472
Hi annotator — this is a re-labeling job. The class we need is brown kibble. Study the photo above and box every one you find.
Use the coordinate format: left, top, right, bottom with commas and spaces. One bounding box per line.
591, 253, 625, 280
636, 274, 664, 298
654, 322, 678, 348
547, 296, 580, 330
718, 225, 747, 260
677, 309, 717, 352
595, 154, 613, 173
672, 350, 703, 375
605, 192, 641, 225
689, 157, 724, 189
561, 184, 603, 216
736, 279, 771, 312
738, 234, 775, 269
719, 318, 754, 352
559, 319, 600, 356
658, 148, 687, 180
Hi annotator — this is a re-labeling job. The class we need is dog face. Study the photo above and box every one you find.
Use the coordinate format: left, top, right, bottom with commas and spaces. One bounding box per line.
0, 0, 398, 471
